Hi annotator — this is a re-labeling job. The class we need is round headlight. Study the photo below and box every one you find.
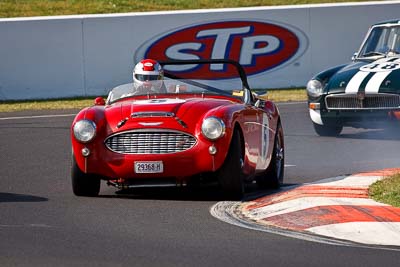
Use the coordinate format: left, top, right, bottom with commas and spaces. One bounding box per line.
306, 79, 323, 97
73, 120, 96, 143
201, 117, 225, 140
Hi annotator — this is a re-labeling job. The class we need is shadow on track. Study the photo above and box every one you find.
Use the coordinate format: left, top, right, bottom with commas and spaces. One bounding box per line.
339, 128, 400, 141
0, 192, 48, 203
99, 184, 228, 202
96, 182, 298, 202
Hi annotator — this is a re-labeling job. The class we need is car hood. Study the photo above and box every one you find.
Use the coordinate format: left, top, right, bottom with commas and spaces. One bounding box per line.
325, 57, 400, 94
103, 97, 235, 134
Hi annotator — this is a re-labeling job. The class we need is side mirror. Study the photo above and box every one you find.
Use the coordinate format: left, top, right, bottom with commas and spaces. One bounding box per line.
255, 99, 265, 108
351, 52, 358, 61
94, 97, 105, 106
257, 92, 268, 100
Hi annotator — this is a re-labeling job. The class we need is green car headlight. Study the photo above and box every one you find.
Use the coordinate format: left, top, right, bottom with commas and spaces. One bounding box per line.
73, 119, 96, 143
201, 117, 225, 140
306, 79, 323, 97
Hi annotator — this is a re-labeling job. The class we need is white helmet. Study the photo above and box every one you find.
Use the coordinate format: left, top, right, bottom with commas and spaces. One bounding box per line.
132, 59, 164, 92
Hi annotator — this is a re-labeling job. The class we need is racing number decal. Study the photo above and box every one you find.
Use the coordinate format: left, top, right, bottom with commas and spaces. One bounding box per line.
360, 62, 400, 72
346, 58, 400, 93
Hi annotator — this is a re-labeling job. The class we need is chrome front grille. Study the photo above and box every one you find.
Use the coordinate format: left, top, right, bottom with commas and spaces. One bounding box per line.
325, 93, 400, 110
105, 130, 197, 154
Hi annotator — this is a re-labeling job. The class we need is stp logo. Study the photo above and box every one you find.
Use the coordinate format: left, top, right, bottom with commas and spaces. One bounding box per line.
135, 20, 306, 79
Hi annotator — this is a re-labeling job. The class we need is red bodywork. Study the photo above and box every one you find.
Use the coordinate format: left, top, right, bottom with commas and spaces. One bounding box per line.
71, 93, 280, 185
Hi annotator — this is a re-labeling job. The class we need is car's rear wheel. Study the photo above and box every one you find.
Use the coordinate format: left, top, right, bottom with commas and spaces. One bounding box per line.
71, 155, 100, 197
313, 122, 343, 136
257, 121, 284, 189
218, 129, 244, 200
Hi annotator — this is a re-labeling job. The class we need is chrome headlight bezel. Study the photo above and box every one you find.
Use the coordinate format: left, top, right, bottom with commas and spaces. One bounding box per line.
73, 119, 96, 143
201, 117, 226, 141
306, 79, 324, 97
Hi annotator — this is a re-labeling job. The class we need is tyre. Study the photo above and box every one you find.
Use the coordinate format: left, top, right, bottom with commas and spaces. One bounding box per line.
218, 129, 245, 200
71, 155, 100, 197
313, 122, 343, 136
257, 121, 284, 189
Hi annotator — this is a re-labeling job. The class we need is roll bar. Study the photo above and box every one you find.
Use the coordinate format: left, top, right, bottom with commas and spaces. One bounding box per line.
158, 59, 251, 90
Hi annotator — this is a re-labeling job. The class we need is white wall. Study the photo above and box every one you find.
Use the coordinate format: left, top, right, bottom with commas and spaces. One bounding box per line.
1, 1, 400, 100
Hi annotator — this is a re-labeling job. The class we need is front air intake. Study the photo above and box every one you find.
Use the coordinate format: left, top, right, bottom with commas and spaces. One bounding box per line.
325, 93, 400, 110
105, 130, 197, 154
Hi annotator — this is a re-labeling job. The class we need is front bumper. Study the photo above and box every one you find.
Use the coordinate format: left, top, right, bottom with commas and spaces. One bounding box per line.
72, 136, 229, 181
309, 92, 400, 127
309, 100, 400, 128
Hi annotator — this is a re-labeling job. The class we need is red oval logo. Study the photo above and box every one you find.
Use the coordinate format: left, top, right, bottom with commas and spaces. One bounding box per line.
136, 20, 304, 79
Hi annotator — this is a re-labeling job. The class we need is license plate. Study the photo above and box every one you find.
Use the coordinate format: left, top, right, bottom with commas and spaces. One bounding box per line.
134, 161, 163, 174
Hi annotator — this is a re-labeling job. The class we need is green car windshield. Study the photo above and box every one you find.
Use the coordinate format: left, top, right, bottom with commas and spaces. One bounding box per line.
359, 25, 400, 58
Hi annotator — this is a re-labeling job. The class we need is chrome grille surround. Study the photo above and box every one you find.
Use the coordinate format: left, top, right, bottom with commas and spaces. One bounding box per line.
105, 129, 197, 154
325, 93, 400, 110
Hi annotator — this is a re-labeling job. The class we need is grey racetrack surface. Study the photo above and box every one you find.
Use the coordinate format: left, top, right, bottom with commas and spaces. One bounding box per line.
1, 103, 400, 266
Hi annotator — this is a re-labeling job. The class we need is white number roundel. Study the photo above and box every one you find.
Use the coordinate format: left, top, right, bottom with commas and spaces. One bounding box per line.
360, 62, 400, 72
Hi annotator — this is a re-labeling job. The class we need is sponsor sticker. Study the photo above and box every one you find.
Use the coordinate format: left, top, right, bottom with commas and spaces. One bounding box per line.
135, 20, 307, 79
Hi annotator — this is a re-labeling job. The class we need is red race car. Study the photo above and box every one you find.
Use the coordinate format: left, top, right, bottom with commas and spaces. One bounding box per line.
71, 59, 284, 199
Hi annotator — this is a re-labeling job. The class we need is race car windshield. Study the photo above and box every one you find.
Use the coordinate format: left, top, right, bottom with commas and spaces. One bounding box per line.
107, 59, 253, 104
106, 60, 252, 104
106, 78, 245, 104
359, 25, 400, 58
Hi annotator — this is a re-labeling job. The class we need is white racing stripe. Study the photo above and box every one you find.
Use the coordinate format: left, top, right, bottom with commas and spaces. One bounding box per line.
345, 71, 369, 93
364, 58, 400, 93
365, 71, 391, 93
347, 57, 400, 94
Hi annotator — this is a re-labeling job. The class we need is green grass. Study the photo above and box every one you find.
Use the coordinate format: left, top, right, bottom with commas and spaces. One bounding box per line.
0, 0, 380, 18
266, 88, 306, 102
0, 88, 307, 112
369, 174, 400, 208
0, 97, 96, 112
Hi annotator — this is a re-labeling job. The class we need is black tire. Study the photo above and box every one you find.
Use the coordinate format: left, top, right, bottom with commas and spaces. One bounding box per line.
313, 122, 343, 136
218, 129, 245, 200
257, 122, 284, 189
71, 156, 100, 197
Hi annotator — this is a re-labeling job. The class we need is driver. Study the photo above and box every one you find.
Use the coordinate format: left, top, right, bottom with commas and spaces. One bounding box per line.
132, 59, 165, 93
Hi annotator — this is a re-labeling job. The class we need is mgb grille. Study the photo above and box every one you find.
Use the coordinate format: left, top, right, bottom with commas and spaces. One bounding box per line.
105, 130, 197, 154
325, 93, 400, 110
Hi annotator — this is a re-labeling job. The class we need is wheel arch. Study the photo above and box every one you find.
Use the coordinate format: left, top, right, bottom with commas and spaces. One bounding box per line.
232, 121, 245, 159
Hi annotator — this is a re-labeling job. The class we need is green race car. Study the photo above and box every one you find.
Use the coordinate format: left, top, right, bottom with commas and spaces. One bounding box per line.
307, 20, 400, 136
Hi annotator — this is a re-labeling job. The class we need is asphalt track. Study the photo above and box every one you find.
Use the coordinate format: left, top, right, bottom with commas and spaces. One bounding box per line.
1, 102, 400, 266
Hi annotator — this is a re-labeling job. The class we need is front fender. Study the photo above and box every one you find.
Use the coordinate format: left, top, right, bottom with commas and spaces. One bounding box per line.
194, 104, 246, 172
312, 64, 348, 84
71, 106, 107, 173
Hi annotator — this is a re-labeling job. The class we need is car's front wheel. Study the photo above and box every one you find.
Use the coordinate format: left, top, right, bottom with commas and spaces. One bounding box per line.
218, 129, 245, 200
71, 155, 100, 197
313, 122, 343, 136
257, 121, 284, 189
